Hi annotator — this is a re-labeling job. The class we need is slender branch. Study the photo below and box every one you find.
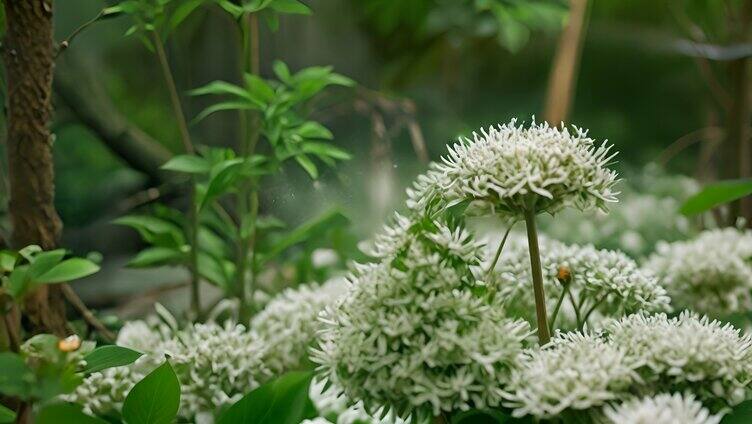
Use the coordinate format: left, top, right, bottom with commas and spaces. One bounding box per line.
56, 9, 105, 56
567, 289, 582, 328
523, 208, 551, 345
61, 284, 115, 342
150, 30, 202, 319
579, 292, 610, 329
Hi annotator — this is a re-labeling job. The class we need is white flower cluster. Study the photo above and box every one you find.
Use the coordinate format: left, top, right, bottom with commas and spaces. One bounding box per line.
313, 214, 531, 420
491, 235, 670, 329
419, 119, 618, 217
604, 393, 721, 424
503, 332, 637, 419
163, 321, 271, 418
250, 277, 348, 375
645, 228, 752, 316
68, 319, 270, 420
308, 378, 407, 424
604, 312, 752, 406
502, 312, 752, 420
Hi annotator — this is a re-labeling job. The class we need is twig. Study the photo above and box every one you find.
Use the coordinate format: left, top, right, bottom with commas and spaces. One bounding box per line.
56, 9, 105, 57
61, 284, 116, 342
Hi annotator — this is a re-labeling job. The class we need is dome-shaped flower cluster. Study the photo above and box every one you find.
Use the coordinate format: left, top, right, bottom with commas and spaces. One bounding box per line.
313, 213, 531, 420
250, 277, 348, 375
502, 332, 638, 419
644, 228, 752, 316
491, 235, 670, 329
603, 312, 752, 407
603, 393, 721, 424
502, 312, 752, 420
68, 319, 270, 420
422, 119, 619, 217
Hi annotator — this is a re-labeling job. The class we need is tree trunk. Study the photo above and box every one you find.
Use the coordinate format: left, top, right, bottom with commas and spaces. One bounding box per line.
543, 0, 590, 125
3, 0, 68, 337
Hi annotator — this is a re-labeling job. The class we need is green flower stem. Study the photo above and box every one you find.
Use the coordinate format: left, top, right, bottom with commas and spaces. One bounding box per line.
485, 220, 516, 280
524, 208, 551, 345
548, 282, 571, 334
152, 30, 201, 319
579, 292, 609, 330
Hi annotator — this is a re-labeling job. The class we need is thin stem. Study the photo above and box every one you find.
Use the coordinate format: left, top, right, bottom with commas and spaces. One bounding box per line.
56, 9, 105, 55
152, 31, 193, 154
235, 13, 262, 320
61, 284, 115, 342
151, 30, 201, 319
567, 289, 582, 327
579, 292, 610, 330
523, 208, 551, 345
485, 220, 515, 280
548, 283, 571, 335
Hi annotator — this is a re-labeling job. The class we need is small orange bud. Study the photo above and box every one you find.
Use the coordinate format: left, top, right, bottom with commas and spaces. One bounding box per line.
556, 265, 572, 285
58, 335, 82, 352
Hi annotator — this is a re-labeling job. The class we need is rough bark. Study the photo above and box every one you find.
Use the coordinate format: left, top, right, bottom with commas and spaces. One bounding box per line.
543, 0, 589, 125
3, 0, 68, 337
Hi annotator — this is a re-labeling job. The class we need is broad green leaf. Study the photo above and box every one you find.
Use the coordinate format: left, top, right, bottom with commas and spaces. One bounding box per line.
269, 0, 311, 15
35, 258, 100, 284
114, 215, 185, 248
217, 371, 315, 424
295, 154, 318, 179
18, 245, 42, 261
243, 73, 276, 105
0, 250, 17, 273
7, 265, 30, 298
27, 249, 66, 280
200, 158, 248, 209
262, 9, 280, 31
122, 360, 180, 424
273, 60, 292, 85
128, 247, 185, 267
197, 252, 231, 288
296, 121, 333, 140
0, 404, 14, 424
81, 345, 143, 375
37, 403, 108, 424
0, 352, 33, 399
161, 154, 211, 174
723, 400, 752, 423
680, 179, 752, 215
215, 0, 244, 17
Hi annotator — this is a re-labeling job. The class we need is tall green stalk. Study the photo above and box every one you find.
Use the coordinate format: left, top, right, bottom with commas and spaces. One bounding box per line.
235, 13, 261, 320
152, 31, 201, 319
523, 208, 551, 345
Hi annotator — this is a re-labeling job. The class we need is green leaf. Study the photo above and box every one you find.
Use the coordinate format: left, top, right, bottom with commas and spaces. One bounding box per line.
189, 80, 255, 101
168, 0, 205, 31
81, 345, 144, 375
128, 247, 185, 268
197, 252, 231, 289
162, 155, 211, 174
217, 371, 315, 424
452, 409, 510, 423
295, 154, 318, 179
193, 101, 259, 123
37, 403, 108, 424
35, 258, 100, 284
273, 60, 292, 85
114, 215, 185, 248
302, 142, 351, 161
0, 404, 15, 424
261, 209, 348, 263
269, 0, 311, 15
0, 250, 17, 273
0, 352, 33, 399
122, 360, 180, 424
680, 179, 752, 216
243, 73, 276, 105
7, 265, 30, 299
296, 122, 333, 140
723, 400, 752, 423
27, 249, 66, 280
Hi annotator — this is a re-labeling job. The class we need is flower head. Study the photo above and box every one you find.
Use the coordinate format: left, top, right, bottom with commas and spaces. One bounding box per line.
431, 119, 619, 217
313, 214, 530, 420
645, 228, 752, 316
251, 277, 348, 375
603, 311, 752, 408
502, 332, 638, 419
491, 235, 670, 329
603, 393, 721, 424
